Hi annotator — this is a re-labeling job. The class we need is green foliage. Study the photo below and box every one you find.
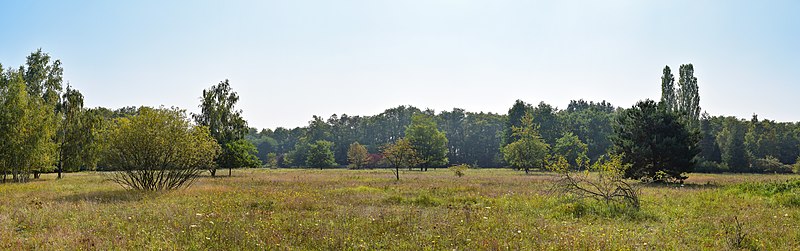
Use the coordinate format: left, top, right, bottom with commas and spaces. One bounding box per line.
502, 100, 532, 147
677, 64, 701, 129
347, 142, 370, 169
382, 138, 422, 180
750, 156, 793, 174
731, 179, 800, 207
101, 107, 220, 190
531, 102, 562, 145
794, 157, 800, 174
613, 100, 698, 182
561, 100, 615, 162
552, 132, 589, 170
193, 79, 249, 176
220, 139, 261, 171
306, 140, 337, 169
502, 111, 549, 173
549, 154, 640, 211
660, 65, 676, 111
716, 117, 749, 171
449, 164, 469, 177
405, 114, 448, 168
0, 69, 56, 182
286, 139, 310, 167
264, 153, 278, 168
56, 85, 99, 177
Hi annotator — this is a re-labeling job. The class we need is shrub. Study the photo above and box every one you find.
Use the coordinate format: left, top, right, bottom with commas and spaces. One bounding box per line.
549, 154, 641, 210
751, 156, 792, 174
449, 164, 469, 177
693, 159, 727, 173
264, 153, 278, 168
102, 107, 220, 191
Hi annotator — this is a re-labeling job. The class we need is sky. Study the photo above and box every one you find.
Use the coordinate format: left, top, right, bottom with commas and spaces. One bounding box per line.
1, 0, 798, 129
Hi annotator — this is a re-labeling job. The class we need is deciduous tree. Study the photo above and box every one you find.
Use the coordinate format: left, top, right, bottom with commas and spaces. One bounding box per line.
306, 140, 337, 169
502, 111, 549, 174
347, 142, 370, 169
193, 79, 254, 176
405, 114, 448, 170
553, 132, 590, 170
382, 138, 422, 180
220, 139, 261, 176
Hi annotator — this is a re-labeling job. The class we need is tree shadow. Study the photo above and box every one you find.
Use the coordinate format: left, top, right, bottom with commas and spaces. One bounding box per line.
58, 189, 155, 204
640, 181, 722, 189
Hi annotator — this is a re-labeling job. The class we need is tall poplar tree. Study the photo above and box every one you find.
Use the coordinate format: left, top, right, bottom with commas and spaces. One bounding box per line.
677, 64, 701, 129
660, 65, 676, 111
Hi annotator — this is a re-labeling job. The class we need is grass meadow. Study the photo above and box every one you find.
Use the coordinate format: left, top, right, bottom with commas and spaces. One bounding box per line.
1, 169, 798, 250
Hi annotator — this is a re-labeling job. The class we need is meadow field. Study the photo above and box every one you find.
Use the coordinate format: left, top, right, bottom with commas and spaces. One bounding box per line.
1, 169, 798, 250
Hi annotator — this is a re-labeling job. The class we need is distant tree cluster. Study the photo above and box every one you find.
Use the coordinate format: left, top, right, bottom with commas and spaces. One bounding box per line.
249, 106, 504, 169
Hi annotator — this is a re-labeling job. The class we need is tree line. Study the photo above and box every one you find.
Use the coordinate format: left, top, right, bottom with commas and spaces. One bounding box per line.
2, 50, 799, 187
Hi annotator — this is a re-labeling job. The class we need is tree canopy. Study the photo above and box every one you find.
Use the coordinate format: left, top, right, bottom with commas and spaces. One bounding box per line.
193, 79, 256, 176
405, 114, 449, 170
102, 107, 220, 190
613, 100, 699, 182
502, 111, 549, 174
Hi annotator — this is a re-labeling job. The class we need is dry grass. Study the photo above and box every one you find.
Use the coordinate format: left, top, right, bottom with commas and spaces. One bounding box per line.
1, 169, 798, 250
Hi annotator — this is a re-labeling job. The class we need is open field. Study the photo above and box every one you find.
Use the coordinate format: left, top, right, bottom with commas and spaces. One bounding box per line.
1, 169, 799, 250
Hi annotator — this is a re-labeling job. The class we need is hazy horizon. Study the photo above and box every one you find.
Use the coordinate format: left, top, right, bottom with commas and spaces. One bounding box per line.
2, 0, 798, 129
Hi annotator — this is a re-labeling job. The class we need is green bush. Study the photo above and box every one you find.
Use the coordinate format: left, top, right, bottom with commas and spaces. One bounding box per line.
751, 156, 792, 173
694, 159, 727, 173
449, 164, 469, 177
793, 157, 800, 174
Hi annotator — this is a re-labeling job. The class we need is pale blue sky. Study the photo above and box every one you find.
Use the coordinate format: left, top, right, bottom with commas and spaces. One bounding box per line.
1, 0, 798, 129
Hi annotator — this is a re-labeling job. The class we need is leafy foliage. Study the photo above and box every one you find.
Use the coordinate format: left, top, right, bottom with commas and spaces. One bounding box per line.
405, 114, 448, 169
102, 107, 220, 190
347, 142, 370, 169
0, 70, 56, 182
502, 111, 549, 174
382, 138, 422, 180
677, 64, 701, 129
552, 132, 589, 170
449, 164, 469, 177
56, 85, 99, 177
220, 139, 261, 175
613, 100, 698, 182
549, 154, 640, 210
306, 140, 337, 169
750, 156, 793, 174
660, 65, 676, 111
193, 79, 250, 176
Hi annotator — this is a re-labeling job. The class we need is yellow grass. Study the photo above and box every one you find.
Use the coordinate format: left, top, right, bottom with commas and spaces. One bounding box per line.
1, 169, 798, 250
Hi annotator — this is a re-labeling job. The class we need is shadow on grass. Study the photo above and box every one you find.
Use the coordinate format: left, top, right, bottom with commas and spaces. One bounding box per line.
58, 189, 154, 204
640, 182, 723, 189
